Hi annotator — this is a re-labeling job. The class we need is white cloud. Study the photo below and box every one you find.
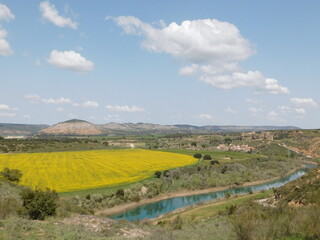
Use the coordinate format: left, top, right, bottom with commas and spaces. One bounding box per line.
26, 94, 99, 109
278, 106, 307, 115
295, 108, 306, 115
0, 112, 16, 117
0, 4, 15, 21
42, 97, 72, 104
198, 114, 214, 120
105, 105, 145, 112
39, 1, 77, 29
278, 105, 291, 113
47, 50, 94, 72
0, 27, 13, 56
290, 98, 318, 108
25, 94, 72, 104
73, 101, 99, 108
111, 16, 289, 95
249, 107, 262, 113
0, 104, 17, 111
225, 107, 237, 114
23, 114, 31, 119
25, 94, 42, 103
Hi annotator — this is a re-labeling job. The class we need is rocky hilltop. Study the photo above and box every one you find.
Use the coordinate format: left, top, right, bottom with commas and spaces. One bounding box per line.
40, 119, 103, 135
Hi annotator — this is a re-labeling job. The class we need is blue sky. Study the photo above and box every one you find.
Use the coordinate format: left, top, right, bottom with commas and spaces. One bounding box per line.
0, 0, 319, 128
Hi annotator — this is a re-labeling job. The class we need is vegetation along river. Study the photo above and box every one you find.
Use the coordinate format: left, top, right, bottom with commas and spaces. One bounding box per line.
110, 164, 317, 221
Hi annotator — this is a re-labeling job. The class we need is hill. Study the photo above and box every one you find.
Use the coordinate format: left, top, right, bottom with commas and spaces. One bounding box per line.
0, 123, 48, 137
0, 119, 300, 137
40, 119, 103, 136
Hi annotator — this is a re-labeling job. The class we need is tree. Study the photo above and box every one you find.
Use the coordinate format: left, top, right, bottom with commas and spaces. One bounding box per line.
20, 187, 58, 220
116, 189, 125, 198
210, 160, 219, 165
193, 153, 202, 159
203, 155, 212, 160
191, 142, 197, 147
154, 171, 162, 178
0, 168, 23, 183
224, 137, 232, 145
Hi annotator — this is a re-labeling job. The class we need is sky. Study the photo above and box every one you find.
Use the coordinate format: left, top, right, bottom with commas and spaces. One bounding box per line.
0, 0, 319, 128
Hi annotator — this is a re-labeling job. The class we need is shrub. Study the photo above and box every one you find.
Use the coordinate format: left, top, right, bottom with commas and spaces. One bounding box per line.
191, 142, 197, 147
20, 187, 58, 220
116, 189, 125, 198
210, 160, 219, 165
203, 155, 212, 160
154, 171, 162, 178
193, 153, 202, 159
0, 168, 23, 183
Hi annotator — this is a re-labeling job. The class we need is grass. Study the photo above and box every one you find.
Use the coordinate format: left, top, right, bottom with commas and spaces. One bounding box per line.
0, 149, 196, 193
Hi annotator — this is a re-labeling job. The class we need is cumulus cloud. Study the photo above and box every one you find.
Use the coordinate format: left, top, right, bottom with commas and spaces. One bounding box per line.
225, 108, 237, 114
0, 4, 14, 57
110, 16, 289, 94
73, 101, 99, 108
25, 94, 99, 109
47, 50, 94, 72
0, 28, 13, 56
0, 4, 15, 21
295, 108, 306, 115
249, 107, 262, 113
105, 105, 145, 112
290, 98, 318, 108
198, 114, 214, 120
39, 1, 77, 29
0, 104, 17, 111
0, 112, 16, 117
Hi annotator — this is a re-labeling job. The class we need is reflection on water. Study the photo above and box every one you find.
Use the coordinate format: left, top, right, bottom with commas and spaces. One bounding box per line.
111, 164, 316, 221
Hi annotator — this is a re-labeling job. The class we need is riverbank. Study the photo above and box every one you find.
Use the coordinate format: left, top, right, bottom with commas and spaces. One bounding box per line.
96, 163, 318, 217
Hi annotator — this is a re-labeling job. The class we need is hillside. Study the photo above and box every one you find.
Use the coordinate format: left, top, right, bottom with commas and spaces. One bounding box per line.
0, 119, 300, 137
274, 167, 320, 205
0, 123, 48, 137
40, 119, 103, 136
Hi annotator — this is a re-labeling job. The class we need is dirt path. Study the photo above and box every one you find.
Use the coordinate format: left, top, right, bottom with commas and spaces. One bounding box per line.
96, 164, 313, 217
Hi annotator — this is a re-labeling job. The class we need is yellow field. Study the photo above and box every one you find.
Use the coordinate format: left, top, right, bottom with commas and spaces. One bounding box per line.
0, 149, 196, 192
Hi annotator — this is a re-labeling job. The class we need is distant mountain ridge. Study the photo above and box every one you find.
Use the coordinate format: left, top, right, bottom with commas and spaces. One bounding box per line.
0, 123, 49, 137
0, 119, 300, 137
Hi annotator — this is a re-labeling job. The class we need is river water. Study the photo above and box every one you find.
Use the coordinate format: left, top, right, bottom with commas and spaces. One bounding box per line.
110, 164, 316, 221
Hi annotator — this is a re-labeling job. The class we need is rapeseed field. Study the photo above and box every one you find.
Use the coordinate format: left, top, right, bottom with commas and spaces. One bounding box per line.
0, 149, 196, 192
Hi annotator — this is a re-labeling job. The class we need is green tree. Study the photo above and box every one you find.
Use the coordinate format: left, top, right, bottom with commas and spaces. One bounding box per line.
20, 187, 58, 220
193, 153, 202, 159
154, 171, 162, 178
203, 155, 212, 160
0, 168, 23, 183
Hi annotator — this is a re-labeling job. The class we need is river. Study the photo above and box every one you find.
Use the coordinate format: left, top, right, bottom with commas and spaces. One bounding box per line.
110, 164, 317, 221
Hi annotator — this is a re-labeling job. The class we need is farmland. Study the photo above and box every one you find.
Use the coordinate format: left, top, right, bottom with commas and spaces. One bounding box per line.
0, 149, 196, 192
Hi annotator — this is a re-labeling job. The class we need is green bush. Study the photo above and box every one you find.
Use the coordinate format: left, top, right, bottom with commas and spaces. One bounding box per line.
0, 168, 23, 183
154, 171, 162, 178
203, 155, 212, 160
193, 153, 202, 159
20, 187, 58, 220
